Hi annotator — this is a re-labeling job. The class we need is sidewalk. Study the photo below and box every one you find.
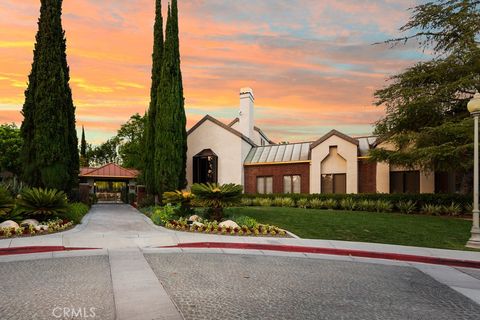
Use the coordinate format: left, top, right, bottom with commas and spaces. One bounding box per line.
0, 204, 479, 264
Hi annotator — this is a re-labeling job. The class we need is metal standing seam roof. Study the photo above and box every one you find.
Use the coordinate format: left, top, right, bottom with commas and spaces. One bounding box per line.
357, 136, 378, 156
244, 142, 312, 165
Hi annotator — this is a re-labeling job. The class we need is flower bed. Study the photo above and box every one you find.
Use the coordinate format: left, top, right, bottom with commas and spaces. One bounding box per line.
0, 218, 74, 238
164, 218, 289, 237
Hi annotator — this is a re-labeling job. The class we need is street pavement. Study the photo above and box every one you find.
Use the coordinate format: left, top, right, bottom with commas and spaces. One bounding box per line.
0, 256, 115, 320
146, 253, 480, 320
0, 204, 479, 319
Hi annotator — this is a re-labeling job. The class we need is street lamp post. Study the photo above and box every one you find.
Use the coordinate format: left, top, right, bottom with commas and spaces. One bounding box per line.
467, 91, 480, 249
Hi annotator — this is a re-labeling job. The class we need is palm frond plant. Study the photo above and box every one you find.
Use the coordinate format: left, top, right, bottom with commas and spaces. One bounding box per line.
0, 186, 15, 219
259, 198, 273, 207
396, 200, 417, 214
16, 188, 68, 220
443, 202, 462, 216
0, 178, 27, 197
309, 198, 324, 209
296, 198, 309, 209
241, 198, 253, 206
163, 190, 195, 216
357, 200, 377, 212
280, 197, 295, 207
191, 183, 243, 221
340, 198, 357, 211
375, 200, 393, 213
421, 204, 443, 216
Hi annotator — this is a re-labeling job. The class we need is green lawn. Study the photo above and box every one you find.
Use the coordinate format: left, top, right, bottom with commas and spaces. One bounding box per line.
225, 207, 476, 251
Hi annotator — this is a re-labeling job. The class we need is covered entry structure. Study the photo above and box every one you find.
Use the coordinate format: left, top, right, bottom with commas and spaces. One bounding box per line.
79, 163, 139, 203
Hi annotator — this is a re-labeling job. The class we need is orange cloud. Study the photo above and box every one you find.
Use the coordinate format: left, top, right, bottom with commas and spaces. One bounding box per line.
0, 0, 424, 143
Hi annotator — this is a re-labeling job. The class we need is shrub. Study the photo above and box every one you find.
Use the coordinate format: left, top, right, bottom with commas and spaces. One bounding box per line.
357, 200, 377, 212
0, 186, 15, 219
163, 190, 195, 216
64, 202, 90, 223
128, 193, 136, 205
272, 197, 284, 207
242, 193, 470, 209
151, 205, 177, 226
233, 216, 258, 228
396, 200, 417, 214
375, 200, 393, 213
138, 194, 155, 208
252, 198, 262, 206
297, 198, 309, 209
259, 198, 273, 207
16, 188, 68, 220
443, 202, 462, 216
422, 204, 443, 216
280, 197, 295, 207
191, 183, 243, 221
0, 179, 26, 197
241, 198, 253, 206
89, 193, 98, 205
340, 198, 356, 211
309, 198, 324, 209
324, 199, 337, 210
464, 203, 473, 214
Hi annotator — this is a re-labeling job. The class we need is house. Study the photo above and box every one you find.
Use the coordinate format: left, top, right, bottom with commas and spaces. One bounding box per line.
187, 87, 438, 195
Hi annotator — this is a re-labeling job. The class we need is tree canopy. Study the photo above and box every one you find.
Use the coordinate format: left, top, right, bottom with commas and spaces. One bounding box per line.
0, 124, 22, 176
144, 0, 164, 195
20, 0, 79, 192
154, 0, 187, 196
85, 114, 145, 169
371, 0, 480, 176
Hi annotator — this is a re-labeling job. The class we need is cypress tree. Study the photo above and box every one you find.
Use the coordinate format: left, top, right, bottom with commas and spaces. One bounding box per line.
20, 0, 79, 192
80, 126, 88, 167
155, 0, 187, 196
144, 0, 164, 195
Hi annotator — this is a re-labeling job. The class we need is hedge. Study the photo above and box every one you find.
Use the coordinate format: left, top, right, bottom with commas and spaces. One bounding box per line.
242, 193, 471, 209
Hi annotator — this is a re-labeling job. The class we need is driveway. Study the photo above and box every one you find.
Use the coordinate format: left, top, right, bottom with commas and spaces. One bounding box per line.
79, 204, 156, 234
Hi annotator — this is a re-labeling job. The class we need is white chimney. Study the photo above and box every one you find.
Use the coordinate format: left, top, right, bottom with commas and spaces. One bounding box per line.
239, 87, 254, 140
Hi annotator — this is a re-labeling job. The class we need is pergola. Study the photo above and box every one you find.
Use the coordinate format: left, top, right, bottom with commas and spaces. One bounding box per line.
79, 163, 139, 202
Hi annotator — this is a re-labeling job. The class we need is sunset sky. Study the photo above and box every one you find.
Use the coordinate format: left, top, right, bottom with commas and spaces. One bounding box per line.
0, 0, 428, 144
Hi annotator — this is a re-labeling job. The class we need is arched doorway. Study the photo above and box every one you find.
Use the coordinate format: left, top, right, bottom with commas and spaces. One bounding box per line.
193, 149, 218, 184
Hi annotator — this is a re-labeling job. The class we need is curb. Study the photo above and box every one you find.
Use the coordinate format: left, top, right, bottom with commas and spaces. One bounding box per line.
0, 246, 99, 256
160, 242, 480, 269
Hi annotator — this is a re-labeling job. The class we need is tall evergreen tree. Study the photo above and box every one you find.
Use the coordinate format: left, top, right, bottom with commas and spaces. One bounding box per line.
155, 0, 187, 196
144, 0, 164, 195
80, 126, 88, 167
20, 0, 79, 192
370, 0, 480, 192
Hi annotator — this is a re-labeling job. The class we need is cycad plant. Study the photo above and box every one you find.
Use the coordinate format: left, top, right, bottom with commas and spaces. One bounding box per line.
16, 188, 68, 220
163, 190, 195, 216
0, 186, 15, 219
191, 183, 243, 221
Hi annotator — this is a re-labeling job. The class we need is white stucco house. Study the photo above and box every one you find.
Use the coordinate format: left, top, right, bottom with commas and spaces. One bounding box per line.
186, 88, 446, 195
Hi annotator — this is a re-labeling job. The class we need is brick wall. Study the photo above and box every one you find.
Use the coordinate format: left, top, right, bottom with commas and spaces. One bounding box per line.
244, 163, 310, 194
358, 159, 376, 193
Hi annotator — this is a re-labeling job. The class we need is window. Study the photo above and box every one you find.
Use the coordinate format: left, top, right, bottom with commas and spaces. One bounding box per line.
283, 175, 301, 194
256, 176, 273, 194
321, 174, 346, 194
193, 149, 218, 184
390, 171, 420, 193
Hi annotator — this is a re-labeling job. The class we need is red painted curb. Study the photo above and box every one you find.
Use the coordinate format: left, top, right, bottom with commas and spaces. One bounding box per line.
160, 242, 480, 269
0, 246, 98, 256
